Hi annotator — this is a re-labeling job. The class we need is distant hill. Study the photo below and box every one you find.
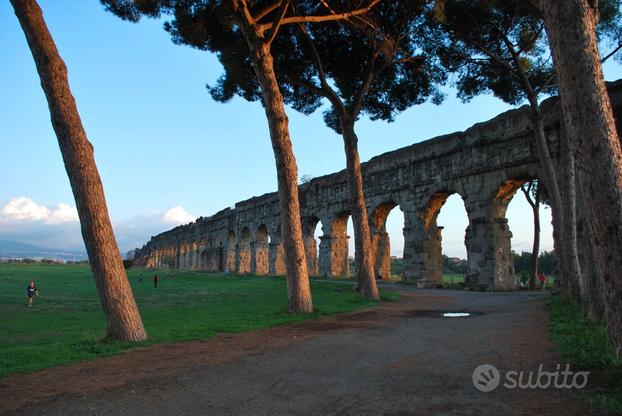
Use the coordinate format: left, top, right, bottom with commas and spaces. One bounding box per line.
0, 240, 88, 262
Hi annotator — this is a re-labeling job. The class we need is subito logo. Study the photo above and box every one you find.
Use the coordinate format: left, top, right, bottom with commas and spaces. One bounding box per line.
472, 364, 501, 392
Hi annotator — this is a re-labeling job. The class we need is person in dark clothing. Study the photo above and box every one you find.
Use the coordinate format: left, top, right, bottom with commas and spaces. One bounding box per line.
26, 281, 38, 307
153, 274, 159, 288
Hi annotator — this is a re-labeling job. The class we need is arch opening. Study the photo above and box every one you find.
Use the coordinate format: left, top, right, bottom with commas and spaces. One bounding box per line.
254, 224, 269, 275
269, 223, 286, 275
238, 227, 252, 274
436, 194, 469, 286
225, 230, 236, 273
371, 201, 405, 281
190, 240, 198, 269
501, 178, 555, 289
303, 216, 321, 276
181, 241, 189, 269
199, 238, 206, 270
335, 212, 352, 278
413, 191, 469, 285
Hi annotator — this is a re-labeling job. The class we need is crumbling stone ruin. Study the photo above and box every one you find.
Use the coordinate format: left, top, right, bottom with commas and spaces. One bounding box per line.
136, 81, 622, 290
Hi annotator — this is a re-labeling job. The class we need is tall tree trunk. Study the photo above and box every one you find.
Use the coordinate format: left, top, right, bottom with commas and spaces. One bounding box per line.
530, 200, 540, 291
11, 0, 147, 341
558, 121, 583, 301
540, 0, 622, 356
522, 182, 540, 290
340, 119, 379, 300
526, 98, 582, 301
239, 33, 313, 313
576, 178, 607, 320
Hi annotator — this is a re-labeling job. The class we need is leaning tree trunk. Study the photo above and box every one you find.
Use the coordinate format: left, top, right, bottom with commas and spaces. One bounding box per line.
241, 36, 313, 313
540, 0, 622, 356
11, 0, 147, 341
340, 119, 379, 300
527, 98, 582, 301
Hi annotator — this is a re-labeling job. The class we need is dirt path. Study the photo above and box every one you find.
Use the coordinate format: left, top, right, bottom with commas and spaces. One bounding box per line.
0, 288, 597, 416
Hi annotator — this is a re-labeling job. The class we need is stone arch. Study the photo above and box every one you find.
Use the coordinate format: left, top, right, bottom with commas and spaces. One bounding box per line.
154, 246, 162, 269
422, 192, 451, 230
237, 227, 252, 274
462, 176, 536, 290
318, 211, 350, 277
269, 223, 286, 275
410, 190, 469, 285
370, 201, 399, 280
206, 237, 216, 271
493, 177, 536, 289
199, 238, 206, 270
302, 216, 321, 276
152, 246, 160, 268
161, 246, 168, 269
161, 247, 167, 269
190, 240, 198, 269
180, 241, 188, 269
493, 179, 531, 219
169, 245, 177, 269
333, 211, 350, 238
253, 224, 269, 275
225, 230, 236, 272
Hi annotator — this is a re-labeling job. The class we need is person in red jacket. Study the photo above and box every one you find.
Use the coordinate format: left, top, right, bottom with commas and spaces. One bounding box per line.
538, 273, 547, 291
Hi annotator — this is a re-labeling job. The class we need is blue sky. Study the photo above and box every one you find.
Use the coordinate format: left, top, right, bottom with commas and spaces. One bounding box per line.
2, 1, 621, 258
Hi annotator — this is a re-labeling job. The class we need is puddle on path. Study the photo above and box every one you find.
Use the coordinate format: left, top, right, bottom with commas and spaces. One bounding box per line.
443, 312, 471, 318
405, 310, 484, 318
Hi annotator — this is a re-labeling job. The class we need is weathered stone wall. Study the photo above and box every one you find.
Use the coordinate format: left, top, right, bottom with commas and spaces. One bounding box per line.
137, 81, 622, 290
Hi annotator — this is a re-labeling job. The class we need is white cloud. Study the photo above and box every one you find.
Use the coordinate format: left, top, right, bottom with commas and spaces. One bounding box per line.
0, 197, 197, 252
111, 207, 196, 251
1, 197, 78, 224
163, 206, 196, 225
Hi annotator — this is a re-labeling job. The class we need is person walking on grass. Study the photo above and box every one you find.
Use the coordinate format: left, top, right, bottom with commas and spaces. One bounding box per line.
153, 274, 159, 288
26, 280, 38, 307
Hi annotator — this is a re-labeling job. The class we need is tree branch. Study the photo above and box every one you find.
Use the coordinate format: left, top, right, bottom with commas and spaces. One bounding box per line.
466, 36, 519, 76
515, 23, 544, 56
297, 23, 346, 114
602, 42, 622, 63
318, 0, 337, 15
282, 72, 328, 98
318, 0, 377, 32
536, 43, 620, 95
521, 181, 537, 209
258, 0, 382, 32
265, 0, 290, 45
350, 42, 392, 118
487, 20, 541, 107
254, 0, 282, 22
234, 0, 256, 27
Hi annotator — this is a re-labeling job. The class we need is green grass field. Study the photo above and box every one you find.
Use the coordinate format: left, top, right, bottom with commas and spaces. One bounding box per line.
442, 274, 465, 285
0, 263, 396, 378
547, 294, 622, 414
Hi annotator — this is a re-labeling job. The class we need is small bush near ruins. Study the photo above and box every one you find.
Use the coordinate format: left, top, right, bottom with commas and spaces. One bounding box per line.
547, 294, 622, 414
0, 263, 395, 378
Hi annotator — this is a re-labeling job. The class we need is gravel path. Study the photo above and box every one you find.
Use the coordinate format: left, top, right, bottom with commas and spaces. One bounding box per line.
0, 287, 596, 416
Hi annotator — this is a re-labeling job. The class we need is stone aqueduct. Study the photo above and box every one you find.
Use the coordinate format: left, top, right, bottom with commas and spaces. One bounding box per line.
137, 82, 622, 290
